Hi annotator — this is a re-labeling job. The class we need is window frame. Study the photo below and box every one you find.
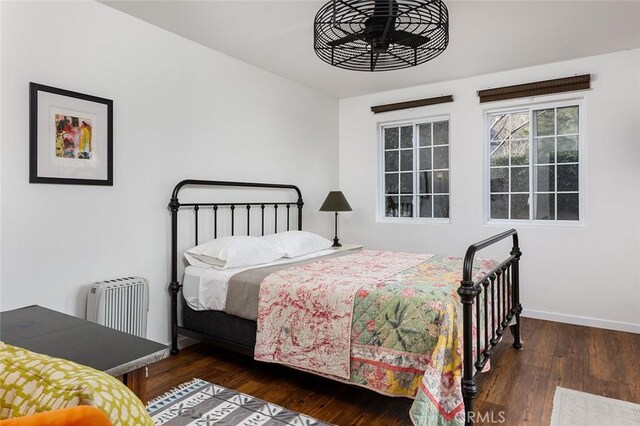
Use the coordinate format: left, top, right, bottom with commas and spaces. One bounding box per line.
377, 114, 451, 224
483, 98, 586, 227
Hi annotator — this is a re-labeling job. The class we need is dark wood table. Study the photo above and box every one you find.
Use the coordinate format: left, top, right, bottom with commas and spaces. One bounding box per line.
0, 305, 169, 403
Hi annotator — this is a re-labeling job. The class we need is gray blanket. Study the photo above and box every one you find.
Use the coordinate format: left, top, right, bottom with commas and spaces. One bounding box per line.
225, 250, 355, 320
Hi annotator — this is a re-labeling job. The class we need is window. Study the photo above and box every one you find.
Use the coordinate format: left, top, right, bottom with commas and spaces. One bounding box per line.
381, 118, 450, 220
487, 102, 581, 223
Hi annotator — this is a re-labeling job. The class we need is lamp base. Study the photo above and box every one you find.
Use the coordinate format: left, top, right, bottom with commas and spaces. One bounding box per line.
332, 238, 342, 247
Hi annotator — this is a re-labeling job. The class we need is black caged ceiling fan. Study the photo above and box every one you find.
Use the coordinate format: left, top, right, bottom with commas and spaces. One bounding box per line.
314, 0, 449, 72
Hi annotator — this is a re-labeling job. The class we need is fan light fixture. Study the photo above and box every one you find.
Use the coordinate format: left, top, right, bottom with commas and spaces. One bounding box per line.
314, 0, 449, 72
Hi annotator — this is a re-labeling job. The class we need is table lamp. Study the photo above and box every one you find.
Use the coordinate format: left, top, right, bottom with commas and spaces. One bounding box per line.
319, 191, 352, 247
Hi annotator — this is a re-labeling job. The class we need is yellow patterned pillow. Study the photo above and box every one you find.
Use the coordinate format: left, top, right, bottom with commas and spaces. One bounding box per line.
0, 342, 153, 426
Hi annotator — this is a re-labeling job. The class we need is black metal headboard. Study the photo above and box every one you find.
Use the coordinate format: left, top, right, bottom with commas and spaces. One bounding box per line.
168, 179, 304, 353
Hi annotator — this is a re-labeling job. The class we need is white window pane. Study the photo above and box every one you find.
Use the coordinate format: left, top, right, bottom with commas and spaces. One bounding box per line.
400, 150, 413, 171
385, 127, 399, 149
419, 196, 432, 218
400, 126, 413, 148
385, 150, 399, 172
490, 168, 509, 193
433, 195, 449, 218
535, 165, 555, 192
490, 141, 509, 167
433, 121, 449, 145
400, 196, 413, 217
557, 136, 578, 163
510, 194, 529, 220
400, 173, 413, 194
490, 194, 509, 219
385, 173, 399, 193
510, 113, 530, 139
511, 167, 529, 193
535, 193, 555, 220
535, 109, 555, 136
433, 171, 449, 194
433, 146, 449, 169
535, 137, 555, 164
385, 196, 399, 217
486, 105, 580, 224
557, 193, 579, 220
557, 164, 578, 192
418, 124, 432, 146
419, 171, 432, 194
381, 119, 449, 221
490, 114, 509, 141
419, 147, 432, 170
511, 140, 529, 166
557, 106, 579, 135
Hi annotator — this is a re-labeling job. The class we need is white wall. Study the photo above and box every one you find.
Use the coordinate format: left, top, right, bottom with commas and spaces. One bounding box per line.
0, 0, 338, 343
339, 49, 640, 333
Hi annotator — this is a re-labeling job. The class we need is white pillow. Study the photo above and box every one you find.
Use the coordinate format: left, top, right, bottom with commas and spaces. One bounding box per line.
184, 236, 285, 269
262, 231, 332, 258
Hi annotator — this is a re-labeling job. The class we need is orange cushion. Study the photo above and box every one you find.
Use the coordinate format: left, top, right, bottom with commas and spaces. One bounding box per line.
0, 406, 112, 426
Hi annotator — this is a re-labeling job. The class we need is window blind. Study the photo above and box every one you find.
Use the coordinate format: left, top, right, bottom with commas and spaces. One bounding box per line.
371, 95, 453, 114
477, 75, 590, 104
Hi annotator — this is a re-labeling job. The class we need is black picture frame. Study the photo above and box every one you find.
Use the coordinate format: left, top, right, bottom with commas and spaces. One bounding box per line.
29, 82, 113, 186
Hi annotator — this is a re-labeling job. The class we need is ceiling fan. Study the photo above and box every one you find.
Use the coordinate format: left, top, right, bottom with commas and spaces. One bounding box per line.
314, 0, 449, 72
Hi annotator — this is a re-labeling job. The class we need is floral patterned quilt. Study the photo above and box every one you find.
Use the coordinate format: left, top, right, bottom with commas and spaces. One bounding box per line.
255, 250, 497, 426
254, 250, 431, 378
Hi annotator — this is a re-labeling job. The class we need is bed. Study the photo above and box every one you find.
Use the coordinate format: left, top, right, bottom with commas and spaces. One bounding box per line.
168, 179, 523, 426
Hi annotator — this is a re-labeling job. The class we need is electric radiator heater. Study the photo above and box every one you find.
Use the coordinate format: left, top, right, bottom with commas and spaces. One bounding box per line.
86, 276, 149, 338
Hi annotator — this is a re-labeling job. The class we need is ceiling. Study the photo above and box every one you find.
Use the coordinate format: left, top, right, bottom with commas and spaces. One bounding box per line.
103, 0, 640, 98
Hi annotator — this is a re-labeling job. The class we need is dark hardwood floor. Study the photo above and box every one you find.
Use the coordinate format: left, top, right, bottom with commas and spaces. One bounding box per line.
147, 318, 640, 425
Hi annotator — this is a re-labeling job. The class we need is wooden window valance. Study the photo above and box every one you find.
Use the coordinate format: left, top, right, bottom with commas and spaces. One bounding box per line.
371, 95, 453, 114
477, 74, 590, 103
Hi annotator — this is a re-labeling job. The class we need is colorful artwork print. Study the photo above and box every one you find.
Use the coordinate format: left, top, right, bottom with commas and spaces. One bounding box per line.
55, 114, 93, 160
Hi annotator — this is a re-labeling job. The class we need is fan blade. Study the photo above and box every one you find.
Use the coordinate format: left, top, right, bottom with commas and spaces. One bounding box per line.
391, 30, 431, 48
328, 32, 365, 47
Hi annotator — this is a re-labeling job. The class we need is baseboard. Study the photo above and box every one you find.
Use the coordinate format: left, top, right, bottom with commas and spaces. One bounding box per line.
522, 309, 640, 334
177, 335, 199, 349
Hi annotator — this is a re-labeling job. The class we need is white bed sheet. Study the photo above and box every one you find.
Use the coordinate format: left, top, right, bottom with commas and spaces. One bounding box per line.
183, 248, 336, 311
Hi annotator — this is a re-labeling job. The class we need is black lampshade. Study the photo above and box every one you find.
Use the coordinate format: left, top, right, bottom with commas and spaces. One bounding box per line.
319, 191, 352, 212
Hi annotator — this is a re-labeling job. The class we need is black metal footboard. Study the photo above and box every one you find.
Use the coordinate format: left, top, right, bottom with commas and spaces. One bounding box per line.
458, 229, 522, 425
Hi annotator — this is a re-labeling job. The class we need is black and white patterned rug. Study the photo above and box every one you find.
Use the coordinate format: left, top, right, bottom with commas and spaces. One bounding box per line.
146, 378, 332, 426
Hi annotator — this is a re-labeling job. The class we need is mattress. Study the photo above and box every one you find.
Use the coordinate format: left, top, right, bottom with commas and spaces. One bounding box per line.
182, 248, 337, 311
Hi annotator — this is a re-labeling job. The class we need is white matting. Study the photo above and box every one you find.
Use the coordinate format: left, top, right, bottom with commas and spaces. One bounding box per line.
551, 387, 640, 426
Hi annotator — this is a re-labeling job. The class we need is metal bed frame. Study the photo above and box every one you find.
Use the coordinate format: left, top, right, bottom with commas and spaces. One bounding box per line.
168, 179, 523, 425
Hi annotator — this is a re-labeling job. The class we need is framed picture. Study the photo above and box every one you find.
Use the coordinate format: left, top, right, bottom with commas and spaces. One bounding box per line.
29, 82, 113, 185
